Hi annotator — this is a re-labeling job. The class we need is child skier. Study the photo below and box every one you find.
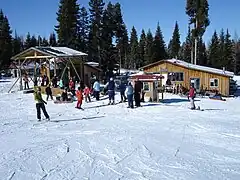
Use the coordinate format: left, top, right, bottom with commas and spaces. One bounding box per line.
45, 84, 53, 101
76, 87, 83, 109
84, 85, 91, 102
34, 87, 50, 121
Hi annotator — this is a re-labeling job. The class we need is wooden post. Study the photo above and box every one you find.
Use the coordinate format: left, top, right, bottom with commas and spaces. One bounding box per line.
46, 58, 51, 85
54, 58, 57, 76
82, 56, 85, 83
69, 58, 81, 82
19, 59, 23, 90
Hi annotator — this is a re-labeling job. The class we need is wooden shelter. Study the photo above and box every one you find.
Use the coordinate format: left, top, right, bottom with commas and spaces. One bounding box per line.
129, 72, 164, 102
9, 46, 87, 94
141, 59, 234, 96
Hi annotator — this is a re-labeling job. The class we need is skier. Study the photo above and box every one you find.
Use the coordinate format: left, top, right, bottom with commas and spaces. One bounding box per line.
119, 81, 127, 103
45, 84, 53, 101
189, 85, 196, 110
76, 87, 83, 109
52, 76, 58, 88
93, 79, 100, 101
34, 87, 50, 121
61, 88, 68, 101
134, 78, 143, 107
105, 77, 117, 105
84, 84, 91, 102
23, 74, 29, 90
69, 78, 75, 96
125, 82, 134, 108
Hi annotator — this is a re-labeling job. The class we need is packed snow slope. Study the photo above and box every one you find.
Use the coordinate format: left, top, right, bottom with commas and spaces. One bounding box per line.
0, 79, 240, 180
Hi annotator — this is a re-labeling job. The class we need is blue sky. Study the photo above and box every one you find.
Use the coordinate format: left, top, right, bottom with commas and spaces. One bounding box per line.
1, 0, 240, 44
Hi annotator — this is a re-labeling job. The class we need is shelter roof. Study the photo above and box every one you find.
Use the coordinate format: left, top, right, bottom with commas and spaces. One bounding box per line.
11, 46, 87, 61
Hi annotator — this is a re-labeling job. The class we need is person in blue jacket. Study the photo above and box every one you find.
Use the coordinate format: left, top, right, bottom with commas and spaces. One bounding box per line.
105, 77, 117, 105
119, 81, 127, 102
93, 79, 100, 101
125, 82, 134, 108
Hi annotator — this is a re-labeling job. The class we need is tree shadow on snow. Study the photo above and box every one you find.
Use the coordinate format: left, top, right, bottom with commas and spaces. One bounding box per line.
142, 103, 162, 107
203, 108, 225, 111
161, 98, 200, 104
0, 80, 11, 83
84, 104, 109, 109
50, 115, 105, 123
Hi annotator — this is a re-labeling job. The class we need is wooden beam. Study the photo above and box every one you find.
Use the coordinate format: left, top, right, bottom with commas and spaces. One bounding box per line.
16, 56, 53, 60
69, 57, 81, 82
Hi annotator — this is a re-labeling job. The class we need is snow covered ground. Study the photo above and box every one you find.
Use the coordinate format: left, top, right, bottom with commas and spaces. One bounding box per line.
0, 79, 240, 180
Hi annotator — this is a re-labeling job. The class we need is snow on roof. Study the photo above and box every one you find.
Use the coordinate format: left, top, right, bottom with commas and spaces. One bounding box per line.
167, 59, 234, 77
129, 71, 145, 76
36, 46, 87, 57
129, 74, 164, 81
143, 58, 234, 77
85, 62, 99, 67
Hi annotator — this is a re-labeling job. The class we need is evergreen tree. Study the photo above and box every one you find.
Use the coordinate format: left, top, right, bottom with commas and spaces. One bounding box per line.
219, 29, 225, 68
42, 37, 49, 46
145, 29, 154, 64
37, 35, 42, 46
55, 0, 80, 48
0, 10, 12, 69
186, 0, 210, 64
168, 21, 181, 58
129, 26, 139, 69
223, 29, 234, 71
152, 22, 167, 62
12, 31, 23, 56
233, 32, 240, 74
30, 35, 37, 47
121, 24, 129, 68
88, 0, 105, 63
182, 26, 192, 62
114, 2, 124, 46
197, 37, 207, 65
78, 6, 89, 52
24, 32, 31, 49
100, 2, 116, 77
139, 29, 146, 67
208, 31, 220, 67
49, 32, 57, 46
236, 39, 240, 74
113, 3, 127, 70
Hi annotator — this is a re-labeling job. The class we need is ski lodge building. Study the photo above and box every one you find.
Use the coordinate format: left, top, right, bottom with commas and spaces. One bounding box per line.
140, 59, 234, 96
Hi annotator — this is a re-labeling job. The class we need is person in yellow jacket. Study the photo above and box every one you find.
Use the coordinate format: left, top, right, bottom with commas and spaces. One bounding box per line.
34, 87, 50, 121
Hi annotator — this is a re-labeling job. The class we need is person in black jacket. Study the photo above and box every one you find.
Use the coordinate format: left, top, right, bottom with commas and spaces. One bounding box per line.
134, 78, 143, 107
45, 85, 53, 101
52, 76, 58, 88
61, 89, 68, 101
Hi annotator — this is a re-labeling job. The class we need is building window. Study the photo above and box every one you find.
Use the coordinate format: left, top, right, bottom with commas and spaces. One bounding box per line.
168, 72, 184, 81
143, 82, 150, 91
210, 78, 219, 87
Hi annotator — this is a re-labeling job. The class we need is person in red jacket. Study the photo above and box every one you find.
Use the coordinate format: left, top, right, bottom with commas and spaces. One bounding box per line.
75, 87, 83, 109
189, 85, 196, 109
84, 84, 91, 102
69, 78, 75, 96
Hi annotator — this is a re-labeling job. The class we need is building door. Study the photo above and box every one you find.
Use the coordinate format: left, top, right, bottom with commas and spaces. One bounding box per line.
190, 78, 200, 92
